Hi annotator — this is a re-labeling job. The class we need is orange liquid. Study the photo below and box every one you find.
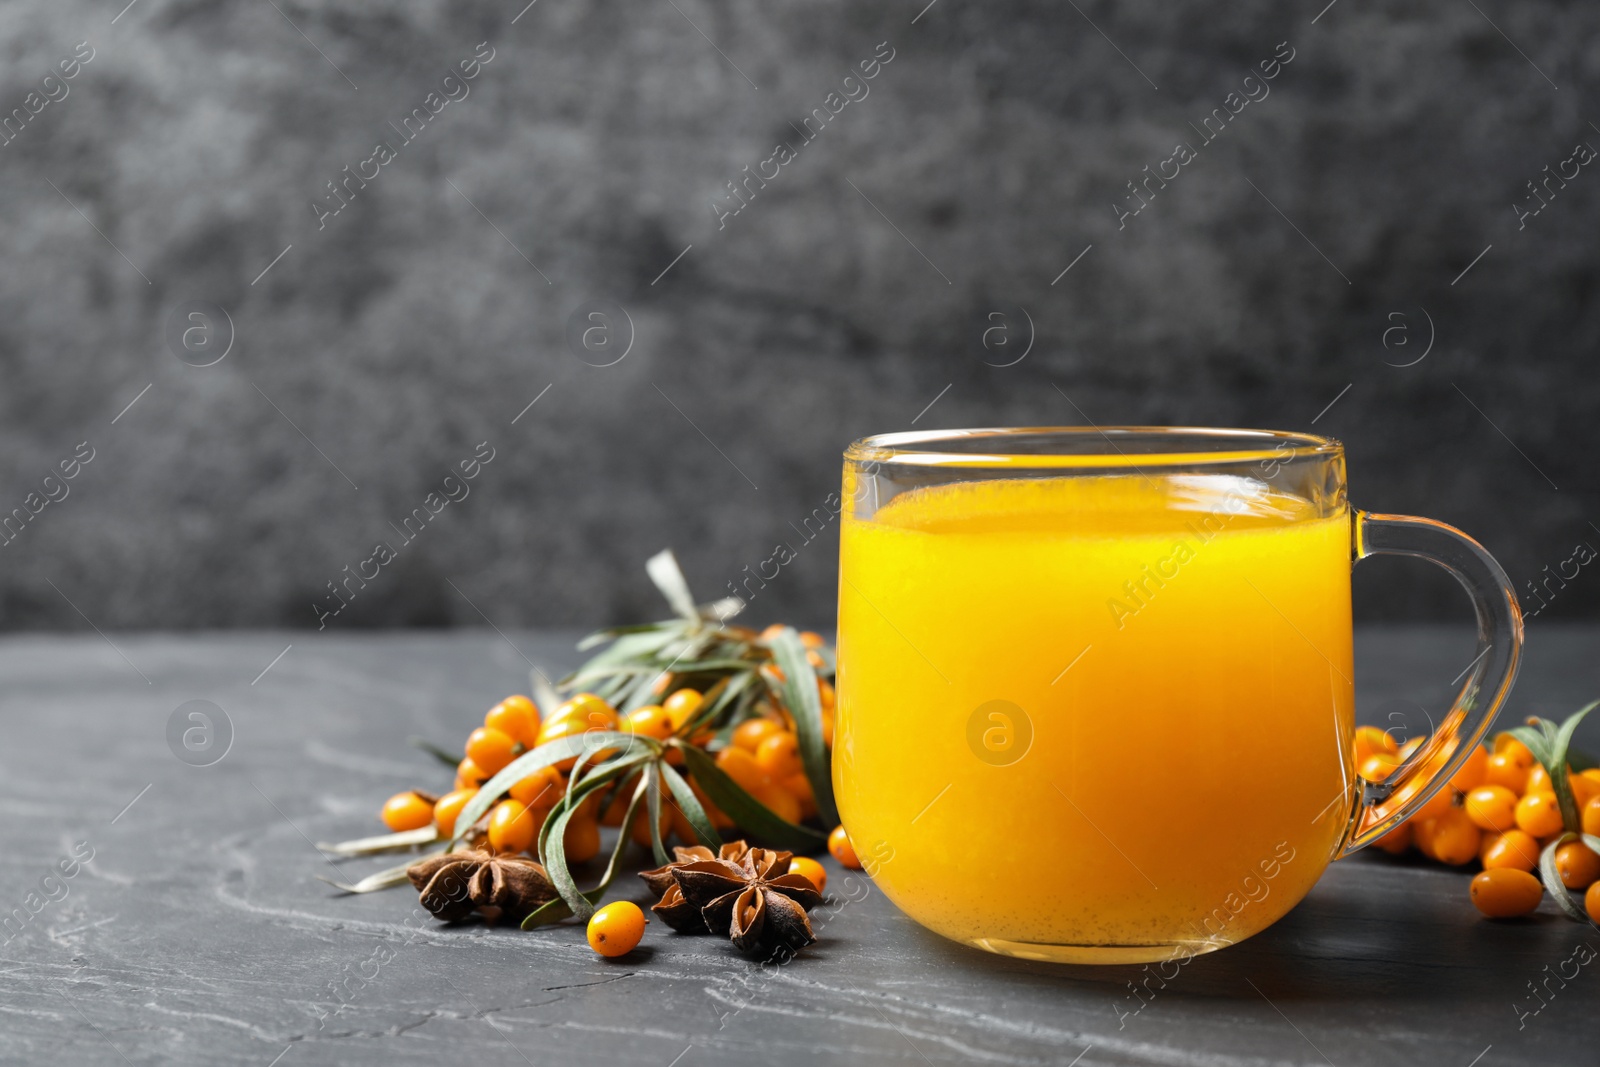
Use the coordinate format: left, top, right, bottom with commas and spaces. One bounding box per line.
834, 473, 1357, 962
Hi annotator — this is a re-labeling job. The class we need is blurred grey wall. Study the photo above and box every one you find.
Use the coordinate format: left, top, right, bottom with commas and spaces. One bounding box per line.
0, 0, 1596, 631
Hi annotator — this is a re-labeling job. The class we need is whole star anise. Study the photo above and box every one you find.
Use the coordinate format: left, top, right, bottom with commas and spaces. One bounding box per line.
639, 842, 758, 933
668, 846, 822, 954
407, 850, 557, 923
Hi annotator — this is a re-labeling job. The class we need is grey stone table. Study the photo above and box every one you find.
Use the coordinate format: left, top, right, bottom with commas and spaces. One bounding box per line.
3, 626, 1597, 1067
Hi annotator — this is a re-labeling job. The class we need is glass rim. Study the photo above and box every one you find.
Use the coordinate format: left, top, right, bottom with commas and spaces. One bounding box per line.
844, 426, 1343, 469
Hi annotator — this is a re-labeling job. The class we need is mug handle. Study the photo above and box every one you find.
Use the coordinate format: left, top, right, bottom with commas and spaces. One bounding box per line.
1337, 511, 1524, 855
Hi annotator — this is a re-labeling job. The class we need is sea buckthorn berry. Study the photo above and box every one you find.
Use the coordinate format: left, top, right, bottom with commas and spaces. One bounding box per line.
1481, 829, 1540, 872
1397, 735, 1425, 761
509, 766, 564, 808
1359, 753, 1402, 783
1464, 785, 1520, 832
456, 757, 489, 791
1524, 764, 1551, 794
488, 799, 536, 854
630, 807, 672, 847
1429, 808, 1481, 866
1411, 816, 1440, 860
668, 805, 697, 845
485, 696, 540, 747
662, 688, 704, 729
564, 814, 602, 863
1494, 735, 1535, 768
465, 727, 518, 776
381, 791, 435, 832
799, 631, 825, 649
1514, 791, 1564, 838
733, 718, 784, 753
807, 650, 827, 669
1482, 752, 1530, 794
828, 825, 861, 869
545, 694, 618, 733
587, 900, 646, 958
433, 788, 479, 836
1470, 868, 1543, 918
1569, 773, 1599, 808
1373, 821, 1412, 855
760, 624, 786, 641
755, 732, 804, 780
789, 855, 827, 893
753, 782, 802, 825
1588, 881, 1600, 924
1449, 745, 1489, 792
1353, 726, 1397, 765
1584, 796, 1600, 837
536, 714, 618, 771
1554, 841, 1600, 889
818, 678, 836, 710
715, 747, 771, 793
622, 705, 674, 742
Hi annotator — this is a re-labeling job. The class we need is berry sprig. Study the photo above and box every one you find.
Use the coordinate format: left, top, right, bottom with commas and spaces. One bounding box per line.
1363, 701, 1600, 923
318, 550, 845, 952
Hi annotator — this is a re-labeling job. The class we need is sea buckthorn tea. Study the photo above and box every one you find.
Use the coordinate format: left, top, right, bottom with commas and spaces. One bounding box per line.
833, 429, 1522, 963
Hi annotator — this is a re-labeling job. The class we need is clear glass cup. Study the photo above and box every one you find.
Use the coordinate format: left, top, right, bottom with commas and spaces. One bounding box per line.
833, 427, 1520, 964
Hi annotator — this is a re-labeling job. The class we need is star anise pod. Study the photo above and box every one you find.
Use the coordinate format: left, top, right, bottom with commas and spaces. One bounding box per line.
639, 841, 758, 932
671, 846, 821, 954
407, 850, 557, 923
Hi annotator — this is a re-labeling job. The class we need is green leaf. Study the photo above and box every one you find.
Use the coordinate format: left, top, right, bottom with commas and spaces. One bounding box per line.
449, 731, 636, 848
1538, 832, 1590, 922
316, 857, 426, 894
1549, 701, 1599, 830
680, 744, 827, 850
768, 628, 839, 826
660, 758, 722, 850
536, 764, 650, 922
644, 763, 670, 866
316, 826, 438, 856
1507, 725, 1555, 773
647, 549, 701, 623
409, 737, 461, 768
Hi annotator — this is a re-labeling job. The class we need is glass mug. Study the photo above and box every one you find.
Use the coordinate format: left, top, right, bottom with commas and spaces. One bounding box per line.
833, 428, 1521, 964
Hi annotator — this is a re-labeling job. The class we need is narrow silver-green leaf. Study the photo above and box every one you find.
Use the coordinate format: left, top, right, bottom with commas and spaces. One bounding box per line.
1538, 832, 1589, 922
660, 757, 722, 850
1550, 701, 1600, 830
644, 762, 670, 866
317, 826, 438, 856
449, 731, 635, 848
647, 548, 701, 623
317, 858, 425, 894
769, 628, 839, 826
680, 745, 827, 850
1506, 725, 1555, 772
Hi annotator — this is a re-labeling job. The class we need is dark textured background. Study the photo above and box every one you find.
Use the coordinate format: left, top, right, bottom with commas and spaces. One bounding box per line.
1, 0, 1596, 632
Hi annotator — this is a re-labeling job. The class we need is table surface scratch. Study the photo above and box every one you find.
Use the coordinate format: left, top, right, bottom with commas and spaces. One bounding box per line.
1, 626, 1596, 1066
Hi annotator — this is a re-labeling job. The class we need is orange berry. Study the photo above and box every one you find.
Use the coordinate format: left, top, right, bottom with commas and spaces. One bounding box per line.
1494, 735, 1535, 768
818, 677, 836, 710
1588, 882, 1600, 924
1463, 785, 1520, 832
630, 807, 671, 847
732, 718, 784, 754
621, 705, 674, 742
1396, 735, 1425, 760
715, 747, 771, 793
1554, 841, 1600, 889
1480, 829, 1540, 872
1525, 764, 1551, 794
1569, 773, 1599, 808
484, 695, 540, 747
381, 791, 435, 832
799, 630, 825, 649
564, 814, 602, 863
1429, 808, 1481, 866
662, 688, 703, 730
536, 710, 618, 771
828, 825, 860, 869
1353, 726, 1398, 765
1514, 791, 1564, 838
433, 788, 479, 836
755, 732, 804, 779
1411, 815, 1441, 860
509, 765, 564, 808
1584, 795, 1600, 837
1373, 821, 1412, 855
750, 781, 802, 825
789, 855, 827, 893
1449, 745, 1489, 792
1482, 752, 1530, 794
1470, 868, 1543, 918
587, 900, 646, 958
1410, 780, 1457, 822
1359, 753, 1402, 783
759, 624, 786, 641
464, 727, 518, 777
455, 757, 489, 791
488, 799, 536, 853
